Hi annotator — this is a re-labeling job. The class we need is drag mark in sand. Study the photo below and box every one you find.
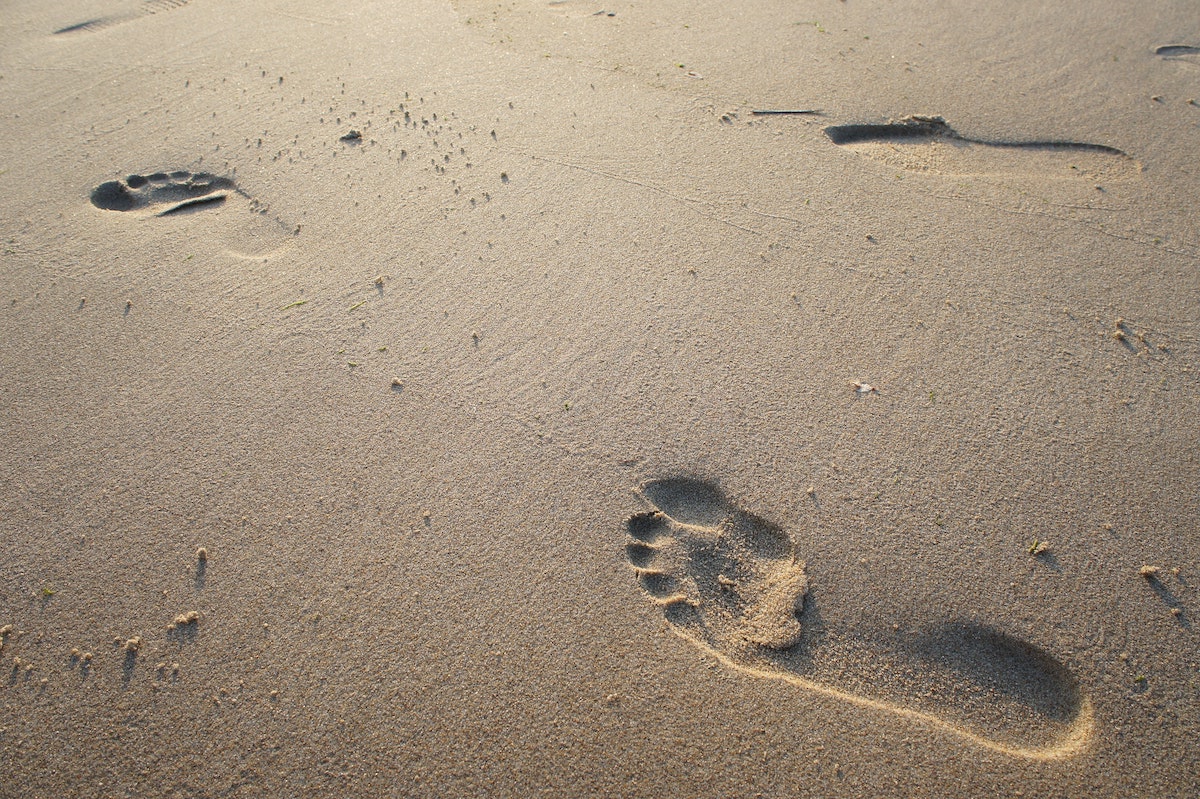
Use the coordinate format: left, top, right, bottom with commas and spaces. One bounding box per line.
54, 0, 191, 35
91, 171, 237, 216
623, 478, 1094, 759
825, 115, 1138, 180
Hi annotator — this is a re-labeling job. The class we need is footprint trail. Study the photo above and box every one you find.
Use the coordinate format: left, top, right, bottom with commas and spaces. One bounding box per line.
623, 478, 1094, 760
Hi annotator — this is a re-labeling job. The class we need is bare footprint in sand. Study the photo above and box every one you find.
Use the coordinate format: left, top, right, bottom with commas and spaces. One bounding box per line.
54, 0, 191, 35
89, 170, 294, 258
825, 115, 1139, 182
624, 478, 1094, 760
91, 171, 237, 216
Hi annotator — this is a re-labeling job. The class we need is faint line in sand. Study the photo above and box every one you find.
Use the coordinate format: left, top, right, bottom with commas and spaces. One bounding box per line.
927, 191, 1200, 263
527, 153, 762, 236
268, 7, 345, 26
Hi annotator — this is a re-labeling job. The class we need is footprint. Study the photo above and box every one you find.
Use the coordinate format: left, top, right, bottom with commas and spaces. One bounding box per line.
91, 171, 237, 216
89, 169, 295, 258
623, 478, 1094, 759
54, 0, 190, 35
825, 114, 1138, 181
1155, 44, 1200, 60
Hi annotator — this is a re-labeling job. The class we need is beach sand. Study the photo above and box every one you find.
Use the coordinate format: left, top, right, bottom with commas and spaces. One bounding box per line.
1, 0, 1198, 795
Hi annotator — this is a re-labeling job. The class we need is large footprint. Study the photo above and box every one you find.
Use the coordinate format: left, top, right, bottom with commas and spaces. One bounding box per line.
623, 478, 1094, 760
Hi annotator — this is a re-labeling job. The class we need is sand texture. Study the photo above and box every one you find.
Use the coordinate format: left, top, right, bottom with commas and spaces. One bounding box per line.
1, 0, 1198, 796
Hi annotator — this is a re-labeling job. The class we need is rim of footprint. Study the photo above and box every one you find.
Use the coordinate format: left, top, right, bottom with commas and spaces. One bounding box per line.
623, 478, 1094, 760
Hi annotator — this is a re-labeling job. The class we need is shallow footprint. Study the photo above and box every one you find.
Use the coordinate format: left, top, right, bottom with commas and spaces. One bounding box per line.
623, 478, 1094, 759
89, 169, 294, 258
54, 0, 190, 35
825, 115, 1139, 182
91, 170, 236, 216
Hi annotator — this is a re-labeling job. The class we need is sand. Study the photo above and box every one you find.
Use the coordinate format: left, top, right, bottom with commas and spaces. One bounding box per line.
1, 0, 1198, 796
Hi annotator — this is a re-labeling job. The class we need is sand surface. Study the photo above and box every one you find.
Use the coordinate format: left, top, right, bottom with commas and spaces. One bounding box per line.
2, 0, 1198, 796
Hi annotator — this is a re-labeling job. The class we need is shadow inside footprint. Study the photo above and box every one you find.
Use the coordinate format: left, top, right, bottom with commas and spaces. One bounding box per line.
622, 477, 1093, 759
641, 478, 732, 527
91, 171, 237, 215
906, 623, 1083, 726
